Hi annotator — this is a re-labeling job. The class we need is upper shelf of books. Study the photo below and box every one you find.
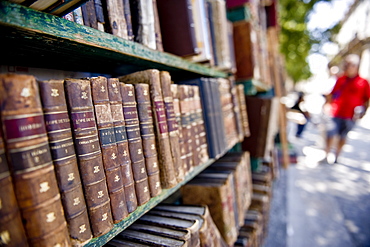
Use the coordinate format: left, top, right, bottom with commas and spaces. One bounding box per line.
0, 1, 228, 80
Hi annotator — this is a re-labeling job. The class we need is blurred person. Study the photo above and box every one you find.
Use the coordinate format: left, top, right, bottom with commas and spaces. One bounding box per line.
291, 92, 310, 138
323, 54, 370, 164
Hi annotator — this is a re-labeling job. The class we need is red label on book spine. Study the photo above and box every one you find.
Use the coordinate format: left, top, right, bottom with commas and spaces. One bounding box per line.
154, 101, 168, 134
44, 112, 71, 132
71, 111, 96, 130
4, 114, 46, 140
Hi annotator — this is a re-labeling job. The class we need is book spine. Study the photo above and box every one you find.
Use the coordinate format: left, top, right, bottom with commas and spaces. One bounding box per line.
230, 82, 244, 142
0, 74, 70, 246
160, 72, 184, 182
236, 84, 250, 137
38, 79, 93, 245
118, 70, 177, 189
0, 130, 28, 247
122, 0, 134, 41
91, 76, 128, 224
192, 85, 209, 164
107, 78, 138, 213
81, 0, 98, 29
152, 0, 163, 51
120, 83, 151, 205
64, 78, 114, 237
178, 85, 194, 172
134, 83, 162, 197
170, 84, 188, 175
187, 85, 201, 167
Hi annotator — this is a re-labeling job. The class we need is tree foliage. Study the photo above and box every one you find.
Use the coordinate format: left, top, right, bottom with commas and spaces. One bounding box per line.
278, 0, 332, 83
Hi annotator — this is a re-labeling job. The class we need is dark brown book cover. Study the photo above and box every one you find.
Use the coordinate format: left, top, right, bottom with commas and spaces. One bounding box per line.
107, 78, 138, 213
119, 70, 177, 189
81, 0, 98, 29
0, 131, 28, 247
230, 81, 244, 142
187, 86, 200, 167
159, 71, 184, 182
122, 0, 134, 41
116, 229, 187, 246
156, 0, 199, 57
0, 74, 70, 246
38, 79, 93, 245
134, 83, 162, 197
64, 78, 114, 237
120, 83, 151, 205
178, 85, 193, 172
90, 76, 128, 223
236, 84, 250, 137
192, 85, 209, 164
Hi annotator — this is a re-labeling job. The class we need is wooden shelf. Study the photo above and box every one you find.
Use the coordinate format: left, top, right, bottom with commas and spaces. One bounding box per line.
84, 158, 215, 247
0, 1, 228, 80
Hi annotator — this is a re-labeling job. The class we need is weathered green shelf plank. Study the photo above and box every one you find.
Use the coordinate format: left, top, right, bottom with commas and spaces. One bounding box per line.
0, 1, 227, 79
84, 158, 215, 247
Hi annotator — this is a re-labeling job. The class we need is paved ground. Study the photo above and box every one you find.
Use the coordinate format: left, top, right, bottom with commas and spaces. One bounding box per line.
263, 111, 370, 247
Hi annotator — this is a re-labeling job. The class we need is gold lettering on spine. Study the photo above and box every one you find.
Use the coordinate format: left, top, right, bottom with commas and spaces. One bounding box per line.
97, 191, 104, 198
155, 182, 160, 189
141, 168, 145, 174
114, 175, 120, 182
20, 87, 31, 97
111, 153, 117, 160
100, 86, 106, 92
153, 162, 157, 168
144, 187, 148, 193
93, 166, 100, 173
67, 173, 75, 181
73, 197, 81, 206
79, 224, 87, 233
46, 212, 56, 222
119, 201, 124, 208
39, 182, 50, 193
0, 231, 10, 245
128, 91, 133, 96
102, 213, 108, 221
81, 91, 88, 99
138, 149, 142, 155
51, 89, 59, 97
151, 144, 155, 150
123, 150, 127, 156
54, 243, 61, 247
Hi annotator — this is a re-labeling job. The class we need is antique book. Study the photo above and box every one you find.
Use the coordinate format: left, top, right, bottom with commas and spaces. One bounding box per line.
156, 0, 199, 57
64, 78, 114, 237
90, 76, 128, 223
38, 79, 92, 245
181, 172, 238, 246
236, 84, 250, 137
206, 0, 232, 71
123, 0, 134, 40
94, 0, 105, 31
116, 229, 187, 246
170, 84, 188, 175
129, 0, 156, 49
178, 85, 194, 172
152, 0, 163, 51
192, 85, 209, 164
128, 223, 191, 243
134, 83, 162, 197
0, 74, 70, 246
107, 238, 150, 247
159, 71, 184, 182
154, 204, 228, 247
0, 130, 28, 247
137, 214, 200, 247
119, 70, 177, 189
120, 83, 151, 205
81, 0, 98, 30
107, 78, 138, 213
230, 80, 244, 141
105, 0, 128, 39
187, 86, 200, 167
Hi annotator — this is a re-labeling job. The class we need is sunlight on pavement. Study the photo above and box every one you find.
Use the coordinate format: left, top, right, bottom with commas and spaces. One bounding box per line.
301, 146, 327, 167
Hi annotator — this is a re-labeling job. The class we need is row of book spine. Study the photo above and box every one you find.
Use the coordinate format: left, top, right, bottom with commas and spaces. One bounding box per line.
0, 69, 249, 246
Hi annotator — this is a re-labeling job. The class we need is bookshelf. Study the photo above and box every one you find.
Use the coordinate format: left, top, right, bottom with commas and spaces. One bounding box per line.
0, 1, 227, 81
0, 1, 242, 246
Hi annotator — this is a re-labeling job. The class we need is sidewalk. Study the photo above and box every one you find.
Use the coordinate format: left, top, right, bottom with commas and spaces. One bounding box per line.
264, 112, 370, 247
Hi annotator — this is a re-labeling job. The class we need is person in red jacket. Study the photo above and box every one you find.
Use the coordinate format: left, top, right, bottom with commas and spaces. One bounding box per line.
324, 54, 370, 164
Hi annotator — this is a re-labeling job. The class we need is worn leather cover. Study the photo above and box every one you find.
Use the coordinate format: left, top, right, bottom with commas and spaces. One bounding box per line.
91, 76, 128, 223
229, 82, 245, 142
120, 83, 151, 205
152, 0, 163, 51
156, 0, 199, 57
128, 222, 191, 242
0, 74, 71, 246
236, 84, 251, 137
122, 0, 134, 40
107, 78, 138, 213
160, 72, 184, 182
81, 0, 98, 29
64, 78, 113, 237
0, 133, 28, 247
119, 70, 177, 189
117, 229, 187, 246
39, 79, 93, 244
135, 83, 162, 197
105, 0, 128, 39
178, 85, 194, 172
170, 84, 188, 175
192, 86, 209, 164
187, 86, 200, 167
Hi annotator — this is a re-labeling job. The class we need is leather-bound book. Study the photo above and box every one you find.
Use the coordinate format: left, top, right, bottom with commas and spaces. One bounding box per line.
119, 70, 177, 189
230, 82, 245, 142
116, 229, 187, 246
90, 76, 128, 223
120, 83, 151, 205
0, 74, 70, 246
129, 0, 156, 49
38, 79, 92, 245
128, 223, 191, 243
81, 0, 98, 29
192, 86, 209, 164
123, 0, 134, 40
170, 84, 188, 175
178, 85, 193, 172
0, 131, 28, 247
134, 83, 162, 197
152, 0, 163, 51
187, 86, 200, 167
156, 0, 199, 57
107, 78, 138, 213
159, 72, 184, 182
105, 0, 128, 39
236, 84, 250, 137
64, 78, 113, 237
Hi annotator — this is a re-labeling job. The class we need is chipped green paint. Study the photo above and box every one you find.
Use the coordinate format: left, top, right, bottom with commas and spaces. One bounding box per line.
0, 1, 227, 78
84, 158, 216, 247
